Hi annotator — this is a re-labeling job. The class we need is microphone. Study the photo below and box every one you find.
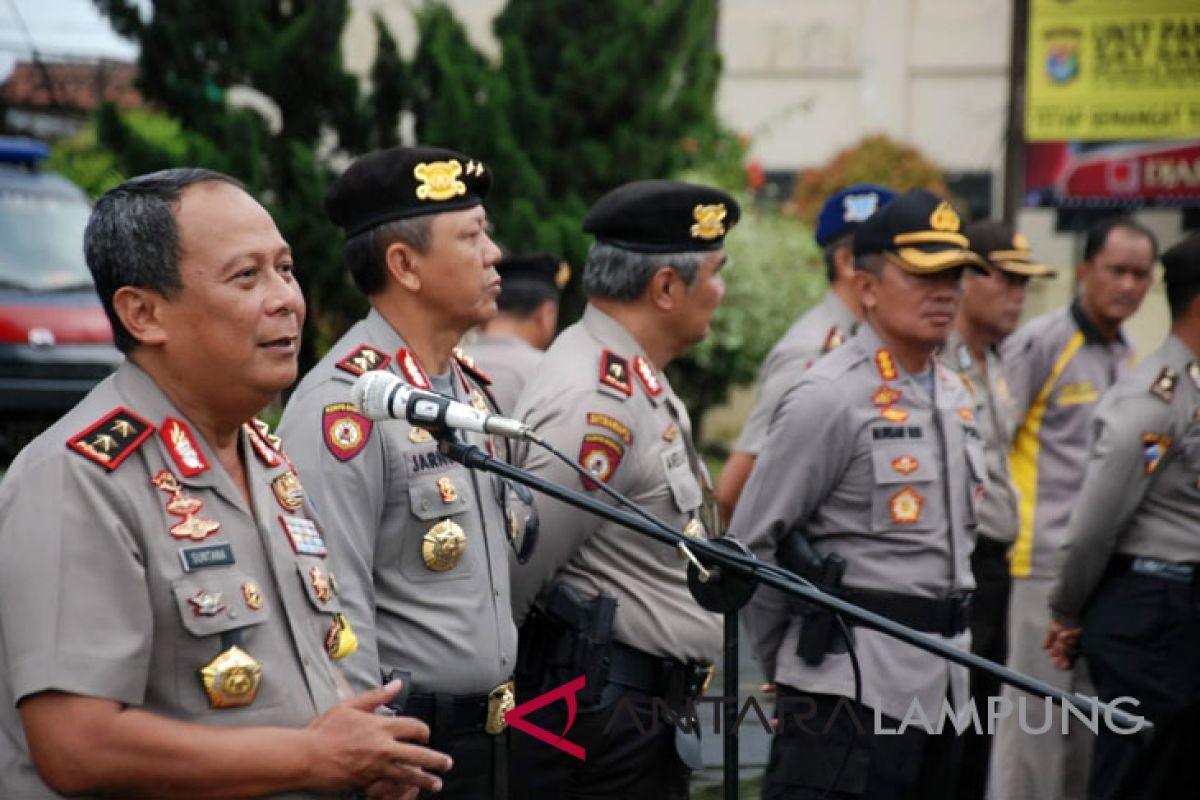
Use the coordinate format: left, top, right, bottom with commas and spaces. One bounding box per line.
352, 370, 534, 440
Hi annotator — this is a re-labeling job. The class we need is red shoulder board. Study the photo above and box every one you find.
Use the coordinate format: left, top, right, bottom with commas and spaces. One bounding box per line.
160, 417, 210, 478
453, 347, 492, 386
335, 344, 391, 377
396, 348, 432, 390
244, 422, 282, 468
67, 407, 155, 471
323, 402, 373, 462
632, 355, 663, 398
599, 350, 632, 397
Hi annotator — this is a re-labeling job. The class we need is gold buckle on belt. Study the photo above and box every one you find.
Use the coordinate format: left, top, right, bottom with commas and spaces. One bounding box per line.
486, 680, 515, 735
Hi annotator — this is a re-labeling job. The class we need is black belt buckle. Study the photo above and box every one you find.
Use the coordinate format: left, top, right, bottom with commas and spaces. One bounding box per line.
944, 591, 973, 637
382, 669, 414, 714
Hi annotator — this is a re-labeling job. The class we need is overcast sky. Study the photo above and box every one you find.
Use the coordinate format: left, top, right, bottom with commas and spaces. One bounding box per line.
0, 0, 139, 79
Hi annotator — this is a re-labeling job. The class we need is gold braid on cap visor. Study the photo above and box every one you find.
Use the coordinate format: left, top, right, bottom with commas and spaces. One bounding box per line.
884, 248, 990, 274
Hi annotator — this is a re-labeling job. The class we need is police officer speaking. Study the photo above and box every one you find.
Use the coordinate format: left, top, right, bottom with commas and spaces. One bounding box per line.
279, 146, 516, 800
734, 190, 987, 800
509, 179, 738, 799
0, 169, 449, 799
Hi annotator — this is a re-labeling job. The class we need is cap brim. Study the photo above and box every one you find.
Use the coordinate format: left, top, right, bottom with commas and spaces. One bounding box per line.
992, 259, 1056, 278
888, 246, 990, 275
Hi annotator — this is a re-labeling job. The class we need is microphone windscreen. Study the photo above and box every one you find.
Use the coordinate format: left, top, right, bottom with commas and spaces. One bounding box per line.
351, 371, 397, 420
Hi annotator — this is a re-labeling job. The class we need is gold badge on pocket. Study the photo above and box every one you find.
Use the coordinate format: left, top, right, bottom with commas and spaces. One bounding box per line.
200, 645, 262, 709
272, 471, 305, 512
422, 520, 467, 571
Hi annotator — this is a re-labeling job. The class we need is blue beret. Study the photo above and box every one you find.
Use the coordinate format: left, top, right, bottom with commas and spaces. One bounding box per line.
815, 184, 897, 247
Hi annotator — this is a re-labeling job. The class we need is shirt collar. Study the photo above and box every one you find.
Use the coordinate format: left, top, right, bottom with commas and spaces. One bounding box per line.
1070, 298, 1126, 346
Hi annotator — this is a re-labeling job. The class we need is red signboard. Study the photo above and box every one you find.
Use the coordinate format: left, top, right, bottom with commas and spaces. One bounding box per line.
1025, 140, 1200, 207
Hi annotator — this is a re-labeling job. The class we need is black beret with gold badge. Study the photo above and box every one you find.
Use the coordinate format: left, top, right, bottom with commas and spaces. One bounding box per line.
1162, 231, 1200, 287
853, 189, 988, 273
964, 220, 1056, 277
582, 179, 741, 253
325, 145, 492, 237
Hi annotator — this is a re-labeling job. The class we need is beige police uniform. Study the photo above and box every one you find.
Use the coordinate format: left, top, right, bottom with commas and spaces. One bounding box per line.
278, 308, 517, 698
735, 290, 856, 455
734, 322, 982, 723
0, 362, 347, 799
462, 332, 543, 415
511, 304, 722, 659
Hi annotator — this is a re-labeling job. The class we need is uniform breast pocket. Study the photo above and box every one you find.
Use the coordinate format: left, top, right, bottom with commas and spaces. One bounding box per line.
400, 474, 478, 583
869, 445, 936, 532
662, 447, 702, 515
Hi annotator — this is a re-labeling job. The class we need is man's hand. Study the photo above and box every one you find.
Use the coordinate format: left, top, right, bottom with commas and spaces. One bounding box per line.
1042, 622, 1082, 670
304, 680, 451, 795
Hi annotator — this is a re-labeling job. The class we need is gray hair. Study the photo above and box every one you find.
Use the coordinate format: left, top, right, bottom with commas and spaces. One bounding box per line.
343, 215, 435, 295
84, 167, 244, 353
582, 242, 709, 301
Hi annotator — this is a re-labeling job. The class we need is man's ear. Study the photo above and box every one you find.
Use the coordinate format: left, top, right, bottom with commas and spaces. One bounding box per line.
385, 241, 422, 293
834, 243, 857, 284
646, 265, 680, 312
854, 269, 879, 312
111, 286, 168, 347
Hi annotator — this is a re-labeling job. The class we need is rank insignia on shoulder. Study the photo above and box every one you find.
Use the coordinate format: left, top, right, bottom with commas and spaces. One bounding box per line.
880, 406, 909, 422
323, 403, 373, 462
587, 412, 634, 445
423, 519, 467, 571
325, 613, 359, 660
161, 417, 210, 478
872, 386, 901, 407
272, 471, 305, 512
67, 407, 154, 471
889, 487, 923, 524
1142, 433, 1172, 475
244, 422, 282, 468
335, 343, 391, 377
200, 645, 261, 709
599, 350, 633, 397
280, 515, 328, 558
453, 347, 492, 385
1150, 367, 1178, 403
397, 348, 432, 390
822, 325, 845, 354
875, 349, 898, 381
578, 433, 625, 490
633, 355, 664, 398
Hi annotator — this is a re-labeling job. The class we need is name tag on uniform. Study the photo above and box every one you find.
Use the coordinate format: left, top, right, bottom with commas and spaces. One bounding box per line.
872, 425, 924, 441
179, 543, 236, 572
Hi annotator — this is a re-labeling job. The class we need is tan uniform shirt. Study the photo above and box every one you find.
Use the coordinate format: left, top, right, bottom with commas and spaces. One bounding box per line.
511, 305, 722, 662
462, 332, 543, 415
278, 309, 517, 696
0, 362, 345, 799
944, 332, 1020, 544
733, 323, 983, 721
1051, 335, 1200, 626
735, 291, 857, 454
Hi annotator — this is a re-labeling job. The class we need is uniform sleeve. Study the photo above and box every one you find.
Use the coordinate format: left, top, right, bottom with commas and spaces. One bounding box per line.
1049, 394, 1164, 626
735, 352, 805, 455
999, 328, 1039, 439
729, 377, 854, 679
510, 389, 636, 623
0, 452, 153, 706
278, 383, 386, 693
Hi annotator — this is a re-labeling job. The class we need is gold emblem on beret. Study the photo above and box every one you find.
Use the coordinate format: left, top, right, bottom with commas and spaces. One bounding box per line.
1013, 232, 1030, 251
414, 160, 467, 202
200, 645, 262, 709
555, 261, 571, 289
690, 204, 727, 240
930, 201, 960, 232
422, 519, 467, 571
271, 471, 304, 512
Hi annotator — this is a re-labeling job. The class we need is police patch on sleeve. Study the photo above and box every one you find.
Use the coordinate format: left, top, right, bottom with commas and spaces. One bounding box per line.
322, 403, 373, 461
1142, 433, 1172, 474
578, 433, 625, 490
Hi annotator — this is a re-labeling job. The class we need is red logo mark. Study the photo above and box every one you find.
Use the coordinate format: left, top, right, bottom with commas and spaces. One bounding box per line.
504, 675, 587, 761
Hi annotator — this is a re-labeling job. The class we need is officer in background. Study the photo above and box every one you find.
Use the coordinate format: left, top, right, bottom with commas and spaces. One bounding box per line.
462, 251, 568, 413
278, 146, 515, 800
947, 220, 1055, 799
735, 190, 987, 800
509, 180, 737, 799
992, 216, 1157, 800
1046, 232, 1200, 800
0, 169, 449, 798
717, 183, 894, 524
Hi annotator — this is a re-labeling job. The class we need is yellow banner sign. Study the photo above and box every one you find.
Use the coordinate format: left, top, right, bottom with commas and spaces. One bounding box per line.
1026, 0, 1200, 141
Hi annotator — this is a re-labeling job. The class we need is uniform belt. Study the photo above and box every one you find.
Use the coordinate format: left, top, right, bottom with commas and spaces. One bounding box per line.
608, 641, 713, 702
401, 681, 515, 737
1112, 554, 1199, 584
837, 587, 973, 637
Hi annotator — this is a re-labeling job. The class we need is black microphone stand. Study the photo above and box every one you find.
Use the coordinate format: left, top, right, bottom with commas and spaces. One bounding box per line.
438, 437, 1150, 778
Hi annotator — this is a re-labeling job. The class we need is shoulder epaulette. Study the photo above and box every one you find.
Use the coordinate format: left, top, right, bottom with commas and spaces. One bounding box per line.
1150, 366, 1177, 403
335, 344, 391, 377
632, 355, 663, 398
598, 350, 633, 398
821, 325, 845, 354
67, 407, 154, 471
453, 347, 492, 386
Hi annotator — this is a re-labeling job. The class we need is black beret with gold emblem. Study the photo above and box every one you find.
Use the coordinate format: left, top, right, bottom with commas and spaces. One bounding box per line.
582, 179, 741, 253
964, 220, 1056, 277
853, 189, 989, 274
1162, 231, 1200, 287
325, 145, 492, 237
497, 252, 570, 307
